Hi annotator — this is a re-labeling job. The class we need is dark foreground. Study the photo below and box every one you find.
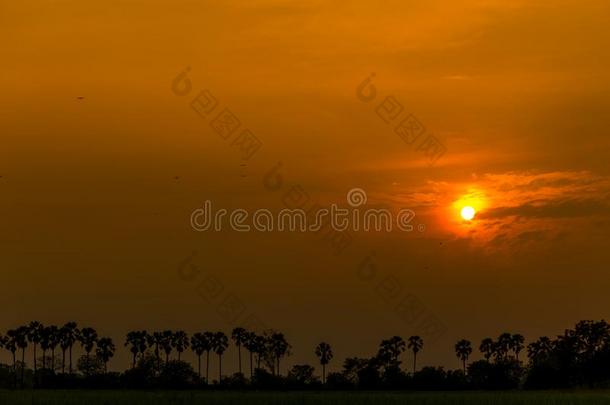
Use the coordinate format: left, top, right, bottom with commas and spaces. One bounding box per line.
2, 391, 610, 405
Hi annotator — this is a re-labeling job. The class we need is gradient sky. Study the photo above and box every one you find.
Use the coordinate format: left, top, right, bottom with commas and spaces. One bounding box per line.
2, 0, 610, 373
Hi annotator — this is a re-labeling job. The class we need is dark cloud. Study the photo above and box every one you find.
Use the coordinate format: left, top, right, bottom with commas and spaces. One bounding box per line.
480, 196, 610, 220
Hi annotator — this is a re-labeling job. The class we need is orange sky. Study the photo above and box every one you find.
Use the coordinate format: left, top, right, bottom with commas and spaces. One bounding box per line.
2, 0, 610, 372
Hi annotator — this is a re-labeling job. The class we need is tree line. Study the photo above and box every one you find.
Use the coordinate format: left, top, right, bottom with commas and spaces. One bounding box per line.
1, 320, 610, 389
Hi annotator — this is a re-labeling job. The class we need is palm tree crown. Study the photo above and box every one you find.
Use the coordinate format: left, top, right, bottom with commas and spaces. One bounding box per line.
407, 335, 424, 373
510, 333, 525, 361
454, 339, 473, 373
212, 331, 229, 383
315, 342, 333, 383
231, 327, 248, 375
479, 337, 494, 362
172, 330, 190, 361
124, 330, 147, 368
60, 322, 79, 374
96, 337, 115, 373
79, 327, 99, 360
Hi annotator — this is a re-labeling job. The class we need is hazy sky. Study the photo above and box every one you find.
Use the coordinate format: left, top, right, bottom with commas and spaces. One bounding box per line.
1, 0, 610, 372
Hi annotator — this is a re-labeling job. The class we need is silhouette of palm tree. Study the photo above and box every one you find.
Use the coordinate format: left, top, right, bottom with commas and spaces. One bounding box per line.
20, 319, 610, 390
510, 333, 525, 361
527, 340, 541, 361
586, 320, 610, 354
96, 337, 115, 373
212, 331, 229, 383
479, 337, 494, 362
78, 327, 98, 364
172, 330, 189, 361
269, 332, 291, 376
454, 339, 472, 373
125, 331, 147, 368
243, 331, 257, 379
539, 336, 553, 352
39, 327, 51, 370
527, 336, 553, 362
5, 330, 18, 387
231, 327, 248, 375
570, 320, 609, 359
160, 330, 174, 363
495, 333, 512, 361
407, 335, 423, 373
125, 331, 140, 369
46, 326, 60, 371
60, 322, 78, 374
190, 332, 207, 378
147, 332, 164, 371
27, 321, 43, 376
377, 336, 406, 368
253, 334, 266, 370
202, 331, 215, 384
315, 342, 333, 384
15, 326, 28, 386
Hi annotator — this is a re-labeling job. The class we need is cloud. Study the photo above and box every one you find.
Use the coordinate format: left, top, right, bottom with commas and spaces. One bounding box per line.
481, 197, 610, 220
383, 170, 610, 250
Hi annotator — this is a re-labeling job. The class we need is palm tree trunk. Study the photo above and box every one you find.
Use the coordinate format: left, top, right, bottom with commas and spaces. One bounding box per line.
40, 352, 45, 387
238, 344, 242, 374
218, 354, 222, 383
33, 344, 38, 375
21, 348, 25, 387
51, 348, 56, 371
462, 359, 466, 374
249, 351, 253, 379
413, 353, 417, 374
132, 352, 136, 369
12, 352, 17, 388
62, 349, 66, 373
322, 364, 326, 384
197, 355, 201, 378
206, 351, 210, 384
69, 345, 73, 374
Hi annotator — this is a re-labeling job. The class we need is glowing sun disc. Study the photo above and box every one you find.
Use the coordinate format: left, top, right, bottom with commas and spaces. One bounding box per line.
461, 206, 476, 221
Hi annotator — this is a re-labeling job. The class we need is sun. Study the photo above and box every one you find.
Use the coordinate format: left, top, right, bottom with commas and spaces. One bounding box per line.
451, 188, 486, 227
461, 206, 476, 221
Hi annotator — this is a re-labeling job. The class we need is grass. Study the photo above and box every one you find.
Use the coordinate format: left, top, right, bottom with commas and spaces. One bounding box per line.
2, 391, 610, 405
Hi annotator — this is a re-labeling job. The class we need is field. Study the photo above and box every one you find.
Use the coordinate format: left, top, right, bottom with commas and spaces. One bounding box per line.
2, 391, 610, 405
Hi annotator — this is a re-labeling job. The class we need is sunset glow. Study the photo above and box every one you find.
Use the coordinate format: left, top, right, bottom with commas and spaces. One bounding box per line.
2, 0, 610, 384
461, 206, 476, 221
